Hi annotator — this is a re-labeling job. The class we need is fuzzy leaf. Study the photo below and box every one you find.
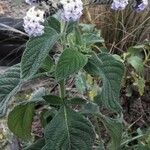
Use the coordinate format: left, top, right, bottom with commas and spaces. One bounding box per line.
46, 17, 60, 33
8, 103, 34, 139
100, 117, 123, 150
127, 56, 144, 74
55, 48, 88, 81
43, 95, 63, 106
0, 64, 21, 117
25, 138, 45, 150
43, 106, 95, 150
21, 27, 60, 80
82, 102, 100, 115
67, 97, 87, 106
82, 33, 104, 45
85, 53, 124, 113
41, 56, 54, 72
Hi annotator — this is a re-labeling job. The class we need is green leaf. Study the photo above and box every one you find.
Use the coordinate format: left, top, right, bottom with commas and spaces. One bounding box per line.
25, 138, 45, 150
85, 53, 124, 113
79, 23, 95, 33
112, 54, 124, 63
96, 142, 105, 150
101, 117, 123, 150
21, 27, 60, 80
75, 72, 87, 93
46, 17, 60, 33
40, 108, 57, 127
67, 97, 87, 106
127, 56, 144, 74
41, 56, 54, 72
133, 76, 145, 96
43, 106, 95, 150
55, 48, 88, 81
81, 102, 100, 115
43, 95, 63, 106
8, 103, 34, 139
0, 64, 21, 117
82, 33, 104, 46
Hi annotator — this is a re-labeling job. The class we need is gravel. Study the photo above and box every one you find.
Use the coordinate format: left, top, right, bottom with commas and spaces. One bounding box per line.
0, 0, 29, 18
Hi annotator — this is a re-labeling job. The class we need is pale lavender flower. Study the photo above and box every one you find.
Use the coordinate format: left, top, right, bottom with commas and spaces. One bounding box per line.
59, 0, 83, 21
24, 22, 44, 37
25, 0, 38, 5
111, 0, 128, 10
23, 7, 45, 37
133, 0, 148, 12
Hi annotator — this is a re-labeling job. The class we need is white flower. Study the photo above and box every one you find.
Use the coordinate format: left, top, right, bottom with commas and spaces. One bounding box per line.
25, 0, 37, 5
59, 0, 83, 21
23, 7, 45, 37
25, 6, 45, 22
24, 22, 44, 37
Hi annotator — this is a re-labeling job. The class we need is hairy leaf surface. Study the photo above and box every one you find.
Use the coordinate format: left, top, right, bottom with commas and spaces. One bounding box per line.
21, 27, 60, 80
100, 116, 123, 150
85, 53, 124, 112
43, 95, 63, 106
43, 106, 95, 150
8, 103, 34, 139
0, 64, 21, 117
55, 48, 88, 81
25, 138, 45, 150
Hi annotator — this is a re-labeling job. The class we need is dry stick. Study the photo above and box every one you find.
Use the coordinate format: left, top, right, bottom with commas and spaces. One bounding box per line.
114, 16, 150, 48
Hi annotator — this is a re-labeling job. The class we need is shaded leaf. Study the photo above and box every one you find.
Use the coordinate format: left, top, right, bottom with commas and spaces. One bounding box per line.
25, 138, 45, 150
8, 103, 34, 139
67, 97, 87, 106
43, 106, 95, 150
0, 64, 21, 117
75, 72, 87, 93
82, 102, 99, 115
41, 56, 54, 72
46, 17, 60, 33
43, 95, 62, 106
55, 48, 88, 81
127, 56, 144, 74
21, 27, 60, 80
85, 53, 124, 113
98, 115, 123, 150
82, 33, 104, 46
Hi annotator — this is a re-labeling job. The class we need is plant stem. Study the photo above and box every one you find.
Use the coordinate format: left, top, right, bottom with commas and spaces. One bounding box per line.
59, 80, 65, 99
59, 21, 68, 100
120, 134, 144, 147
94, 116, 104, 146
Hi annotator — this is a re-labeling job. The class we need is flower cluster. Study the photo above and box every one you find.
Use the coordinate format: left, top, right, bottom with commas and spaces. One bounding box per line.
59, 0, 83, 22
23, 7, 45, 37
133, 0, 148, 12
111, 0, 129, 10
25, 0, 38, 5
